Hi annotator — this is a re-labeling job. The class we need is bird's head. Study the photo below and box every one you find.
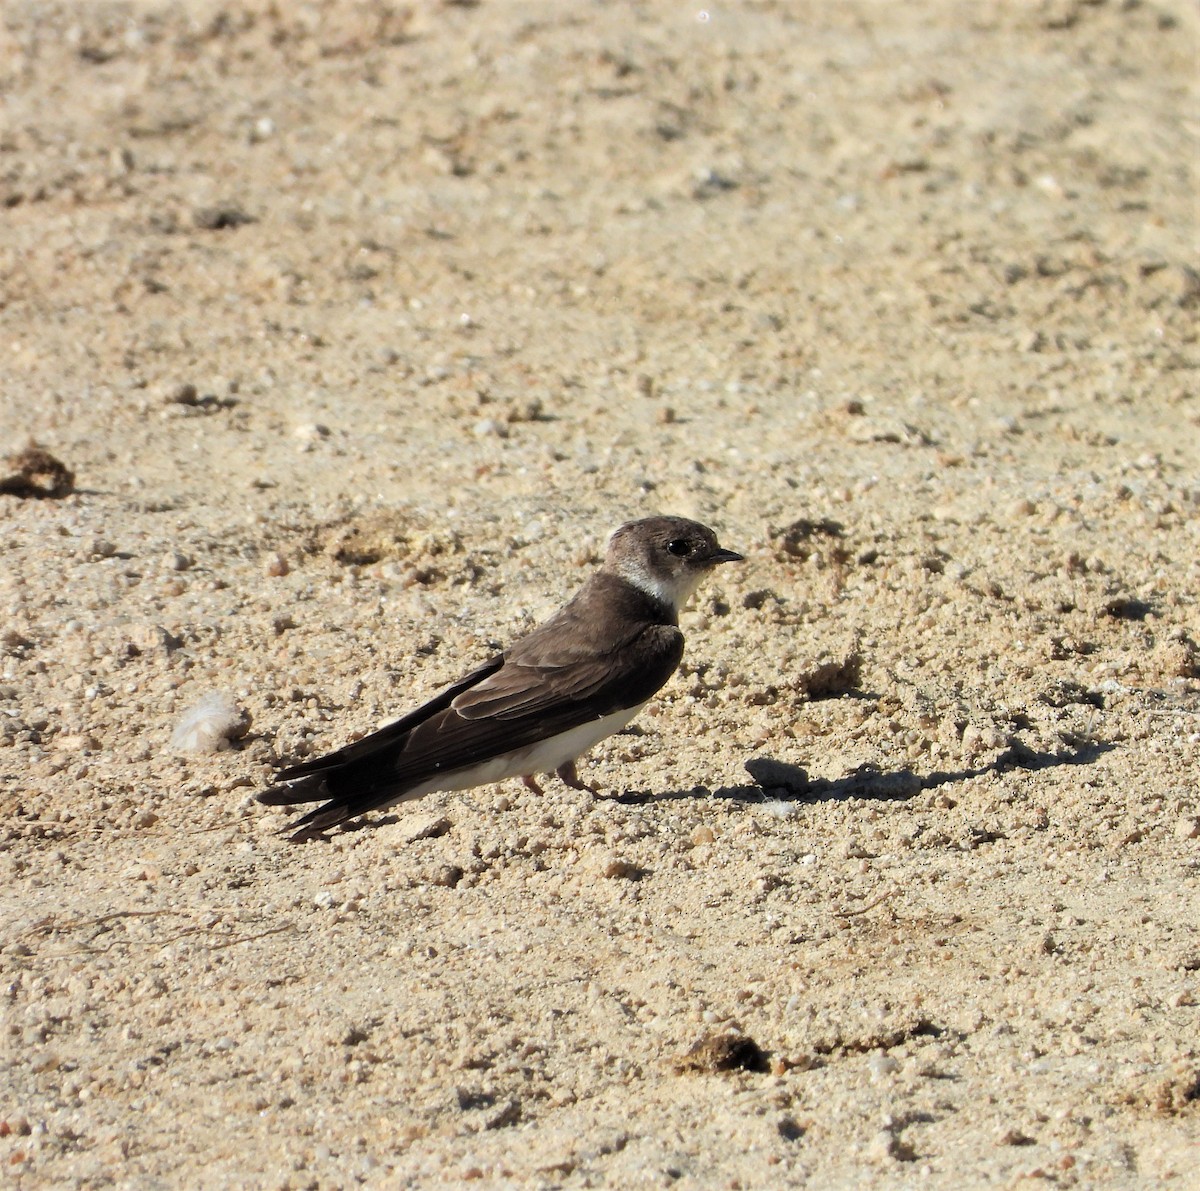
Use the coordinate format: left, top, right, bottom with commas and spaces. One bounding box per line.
606, 515, 743, 615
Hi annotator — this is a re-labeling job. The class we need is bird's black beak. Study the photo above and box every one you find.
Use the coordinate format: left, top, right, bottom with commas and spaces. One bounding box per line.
708, 547, 744, 565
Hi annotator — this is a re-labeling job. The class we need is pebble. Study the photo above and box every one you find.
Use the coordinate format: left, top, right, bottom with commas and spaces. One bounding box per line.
473, 418, 508, 439
293, 422, 330, 443
599, 854, 642, 880
193, 204, 253, 231
997, 1127, 1037, 1146
868, 1053, 901, 1080
1175, 817, 1200, 841
130, 624, 181, 653
82, 537, 117, 560
164, 382, 199, 405
866, 1129, 909, 1163
54, 733, 100, 752
399, 814, 452, 844
431, 864, 464, 888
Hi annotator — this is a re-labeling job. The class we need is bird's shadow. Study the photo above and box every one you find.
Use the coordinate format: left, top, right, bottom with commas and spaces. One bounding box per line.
607, 737, 1115, 807
305, 738, 1116, 839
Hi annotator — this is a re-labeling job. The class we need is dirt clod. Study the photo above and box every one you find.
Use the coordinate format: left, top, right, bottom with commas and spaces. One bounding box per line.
0, 445, 75, 499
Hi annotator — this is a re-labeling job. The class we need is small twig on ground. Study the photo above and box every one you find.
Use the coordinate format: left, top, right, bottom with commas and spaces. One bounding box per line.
834, 890, 895, 918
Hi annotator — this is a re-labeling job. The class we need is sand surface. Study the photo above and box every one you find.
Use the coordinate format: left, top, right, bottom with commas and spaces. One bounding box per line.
2, 1, 1198, 1186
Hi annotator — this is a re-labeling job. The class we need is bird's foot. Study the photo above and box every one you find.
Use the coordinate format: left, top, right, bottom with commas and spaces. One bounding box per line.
555, 760, 597, 793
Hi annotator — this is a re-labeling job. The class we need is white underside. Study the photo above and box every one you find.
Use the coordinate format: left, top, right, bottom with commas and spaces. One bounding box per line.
383, 701, 649, 808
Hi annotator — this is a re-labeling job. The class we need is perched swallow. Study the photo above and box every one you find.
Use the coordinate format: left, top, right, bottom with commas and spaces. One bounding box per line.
258, 515, 743, 841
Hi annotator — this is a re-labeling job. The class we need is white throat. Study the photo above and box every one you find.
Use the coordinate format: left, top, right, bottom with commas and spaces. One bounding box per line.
617, 559, 703, 616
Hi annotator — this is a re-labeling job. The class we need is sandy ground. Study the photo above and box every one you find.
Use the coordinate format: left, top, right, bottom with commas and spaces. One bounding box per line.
2, 1, 1198, 1186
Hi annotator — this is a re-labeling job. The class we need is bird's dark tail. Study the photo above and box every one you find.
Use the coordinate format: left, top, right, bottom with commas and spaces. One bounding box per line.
279, 799, 363, 842
256, 656, 505, 841
252, 771, 330, 839
256, 773, 329, 807
257, 774, 376, 841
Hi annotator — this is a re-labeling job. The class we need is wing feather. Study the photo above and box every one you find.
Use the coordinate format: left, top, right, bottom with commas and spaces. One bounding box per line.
262, 656, 505, 793
259, 570, 686, 839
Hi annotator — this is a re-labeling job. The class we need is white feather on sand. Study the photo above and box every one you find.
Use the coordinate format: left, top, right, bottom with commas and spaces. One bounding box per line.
170, 692, 250, 753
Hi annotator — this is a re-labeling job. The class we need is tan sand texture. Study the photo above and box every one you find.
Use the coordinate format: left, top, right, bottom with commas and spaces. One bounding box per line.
1, 2, 1197, 1185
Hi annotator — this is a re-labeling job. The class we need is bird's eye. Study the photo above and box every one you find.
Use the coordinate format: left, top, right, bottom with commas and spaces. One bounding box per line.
666, 539, 692, 557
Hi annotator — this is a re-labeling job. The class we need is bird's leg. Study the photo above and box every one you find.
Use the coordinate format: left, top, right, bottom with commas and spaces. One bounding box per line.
555, 759, 596, 793
522, 774, 545, 795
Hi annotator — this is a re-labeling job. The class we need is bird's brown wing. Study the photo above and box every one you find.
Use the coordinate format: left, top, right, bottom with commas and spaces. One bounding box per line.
260, 655, 505, 797
259, 621, 683, 840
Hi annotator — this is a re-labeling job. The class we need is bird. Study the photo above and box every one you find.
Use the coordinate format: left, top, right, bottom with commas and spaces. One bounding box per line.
257, 515, 743, 841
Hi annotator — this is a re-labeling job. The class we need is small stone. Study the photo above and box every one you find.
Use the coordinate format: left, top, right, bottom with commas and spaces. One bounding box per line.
313, 890, 337, 910
133, 810, 158, 829
998, 1127, 1037, 1146
1, 445, 75, 498
54, 733, 100, 752
473, 418, 508, 439
867, 1130, 913, 1163
130, 624, 181, 654
163, 550, 193, 572
673, 1032, 769, 1074
503, 397, 543, 423
867, 1053, 901, 1080
431, 864, 464, 888
164, 382, 199, 405
193, 204, 254, 231
1175, 817, 1200, 841
745, 756, 807, 794
691, 825, 715, 846
399, 814, 452, 844
264, 553, 289, 577
483, 1100, 521, 1131
600, 855, 642, 880
293, 423, 330, 443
